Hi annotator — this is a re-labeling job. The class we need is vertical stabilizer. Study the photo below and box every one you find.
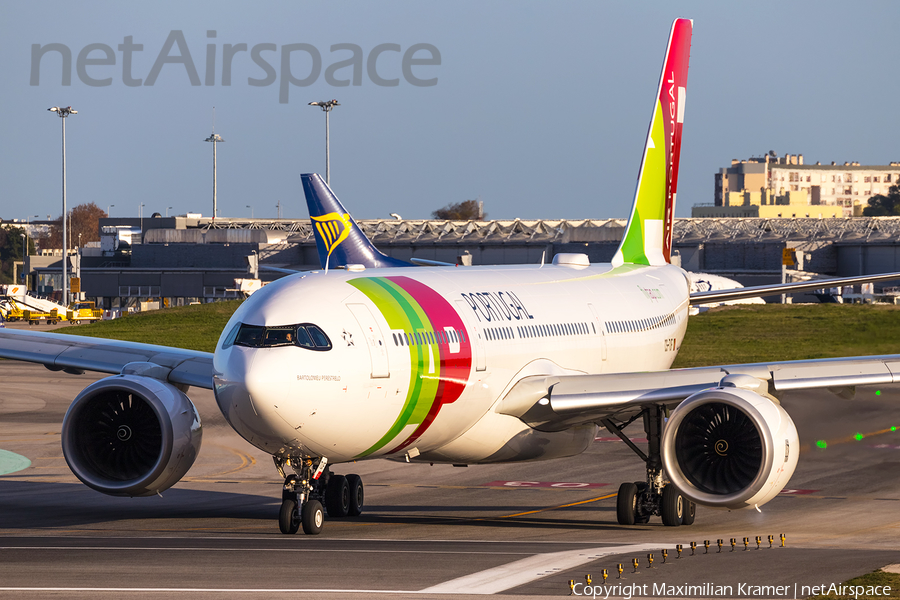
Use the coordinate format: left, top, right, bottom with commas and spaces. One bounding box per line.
302, 173, 412, 269
612, 18, 692, 267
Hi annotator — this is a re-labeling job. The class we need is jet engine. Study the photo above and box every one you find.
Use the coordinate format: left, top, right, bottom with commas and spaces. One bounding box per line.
61, 375, 202, 497
661, 383, 798, 510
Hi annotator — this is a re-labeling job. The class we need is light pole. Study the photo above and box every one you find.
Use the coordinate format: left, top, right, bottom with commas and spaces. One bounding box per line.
204, 131, 224, 219
246, 205, 253, 218
166, 206, 173, 217
309, 99, 339, 185
48, 105, 76, 306
20, 233, 26, 286
139, 203, 144, 244
107, 204, 114, 217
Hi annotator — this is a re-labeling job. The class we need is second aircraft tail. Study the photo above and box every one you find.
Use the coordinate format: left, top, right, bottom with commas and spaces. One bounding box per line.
301, 173, 412, 270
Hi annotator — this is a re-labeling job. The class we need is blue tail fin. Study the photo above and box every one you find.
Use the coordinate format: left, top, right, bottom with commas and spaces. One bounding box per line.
301, 173, 413, 270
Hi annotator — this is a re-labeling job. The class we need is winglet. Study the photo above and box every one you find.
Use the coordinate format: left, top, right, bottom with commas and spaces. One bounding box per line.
301, 173, 412, 269
612, 18, 692, 267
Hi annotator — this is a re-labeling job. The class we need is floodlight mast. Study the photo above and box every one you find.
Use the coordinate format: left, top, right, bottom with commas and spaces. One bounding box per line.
309, 99, 339, 185
204, 132, 224, 220
48, 106, 76, 307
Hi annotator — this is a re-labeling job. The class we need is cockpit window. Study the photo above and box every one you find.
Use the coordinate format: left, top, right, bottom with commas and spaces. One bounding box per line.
234, 324, 265, 347
232, 323, 331, 351
294, 326, 314, 348
263, 327, 295, 347
307, 325, 330, 348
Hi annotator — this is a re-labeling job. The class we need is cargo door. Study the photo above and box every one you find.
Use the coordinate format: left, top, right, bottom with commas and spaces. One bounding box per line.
454, 300, 486, 371
347, 303, 390, 378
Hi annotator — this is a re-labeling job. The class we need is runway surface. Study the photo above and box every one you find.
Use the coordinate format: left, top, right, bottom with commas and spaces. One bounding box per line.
2, 360, 900, 599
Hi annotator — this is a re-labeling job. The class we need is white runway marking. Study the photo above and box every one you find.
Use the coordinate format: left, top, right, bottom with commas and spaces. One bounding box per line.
0, 589, 415, 595
419, 543, 662, 594
0, 546, 529, 555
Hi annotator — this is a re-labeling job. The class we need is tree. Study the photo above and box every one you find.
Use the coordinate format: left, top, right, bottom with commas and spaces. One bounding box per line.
862, 183, 900, 216
0, 225, 32, 284
45, 202, 107, 249
431, 199, 486, 221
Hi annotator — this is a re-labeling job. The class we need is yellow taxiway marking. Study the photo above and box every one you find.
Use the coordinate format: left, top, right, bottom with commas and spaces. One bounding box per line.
478, 493, 617, 520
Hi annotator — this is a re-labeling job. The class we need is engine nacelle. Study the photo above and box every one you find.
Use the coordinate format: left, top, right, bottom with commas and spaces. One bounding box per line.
661, 386, 798, 510
61, 375, 202, 497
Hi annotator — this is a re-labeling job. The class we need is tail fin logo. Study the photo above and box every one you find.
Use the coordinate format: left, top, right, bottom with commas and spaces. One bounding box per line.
312, 212, 353, 259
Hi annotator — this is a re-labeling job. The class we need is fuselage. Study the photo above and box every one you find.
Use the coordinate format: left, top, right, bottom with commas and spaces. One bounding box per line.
212, 261, 691, 465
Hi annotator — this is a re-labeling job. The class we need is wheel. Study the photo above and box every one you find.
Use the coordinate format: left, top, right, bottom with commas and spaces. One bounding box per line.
346, 474, 364, 516
634, 482, 650, 523
325, 475, 350, 518
616, 482, 638, 525
661, 484, 683, 527
682, 499, 696, 525
279, 498, 300, 534
302, 498, 325, 535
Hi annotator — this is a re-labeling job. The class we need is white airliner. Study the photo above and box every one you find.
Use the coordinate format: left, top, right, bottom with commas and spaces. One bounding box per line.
3, 19, 900, 536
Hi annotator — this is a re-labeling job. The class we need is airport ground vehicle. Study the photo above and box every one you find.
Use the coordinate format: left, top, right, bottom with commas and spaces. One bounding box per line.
67, 301, 103, 324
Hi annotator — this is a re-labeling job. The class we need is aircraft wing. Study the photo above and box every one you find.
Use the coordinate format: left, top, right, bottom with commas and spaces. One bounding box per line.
689, 271, 900, 305
0, 328, 214, 389
498, 354, 900, 431
409, 257, 456, 267
258, 265, 301, 274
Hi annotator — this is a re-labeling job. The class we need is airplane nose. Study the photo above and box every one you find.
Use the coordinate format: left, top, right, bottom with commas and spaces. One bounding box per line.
214, 345, 288, 452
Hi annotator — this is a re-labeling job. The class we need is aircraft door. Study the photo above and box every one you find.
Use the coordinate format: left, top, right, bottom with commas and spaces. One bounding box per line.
588, 303, 607, 365
347, 303, 390, 378
454, 299, 486, 371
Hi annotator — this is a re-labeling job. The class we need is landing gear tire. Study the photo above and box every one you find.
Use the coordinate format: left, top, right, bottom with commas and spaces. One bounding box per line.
616, 482, 638, 525
661, 484, 684, 527
325, 474, 350, 518
347, 474, 364, 516
279, 498, 300, 534
681, 499, 696, 525
302, 498, 325, 535
634, 482, 650, 523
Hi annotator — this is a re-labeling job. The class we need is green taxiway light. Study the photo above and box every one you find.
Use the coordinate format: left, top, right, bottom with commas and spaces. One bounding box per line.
854, 433, 864, 441
876, 390, 882, 396
892, 426, 897, 432
816, 440, 827, 449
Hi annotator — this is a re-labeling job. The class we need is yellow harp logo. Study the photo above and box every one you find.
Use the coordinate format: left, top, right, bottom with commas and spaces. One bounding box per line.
311, 212, 353, 260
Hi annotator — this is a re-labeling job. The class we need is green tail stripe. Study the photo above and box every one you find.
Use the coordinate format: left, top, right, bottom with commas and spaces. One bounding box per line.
617, 101, 666, 265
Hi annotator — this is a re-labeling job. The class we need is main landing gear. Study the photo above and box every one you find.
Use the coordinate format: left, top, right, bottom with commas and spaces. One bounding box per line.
602, 405, 696, 527
275, 456, 365, 535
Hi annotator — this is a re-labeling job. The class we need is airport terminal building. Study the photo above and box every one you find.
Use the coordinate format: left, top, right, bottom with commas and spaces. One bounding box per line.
20, 214, 900, 309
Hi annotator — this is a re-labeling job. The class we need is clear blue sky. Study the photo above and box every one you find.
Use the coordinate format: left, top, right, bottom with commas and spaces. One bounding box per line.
1, 1, 898, 222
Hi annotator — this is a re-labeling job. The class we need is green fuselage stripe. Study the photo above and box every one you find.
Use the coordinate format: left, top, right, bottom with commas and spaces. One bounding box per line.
348, 278, 440, 457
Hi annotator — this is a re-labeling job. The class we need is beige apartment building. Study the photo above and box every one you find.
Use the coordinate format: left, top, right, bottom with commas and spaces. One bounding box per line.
695, 152, 900, 218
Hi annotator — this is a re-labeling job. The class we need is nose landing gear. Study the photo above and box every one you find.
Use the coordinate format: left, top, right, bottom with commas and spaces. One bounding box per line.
275, 456, 365, 535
